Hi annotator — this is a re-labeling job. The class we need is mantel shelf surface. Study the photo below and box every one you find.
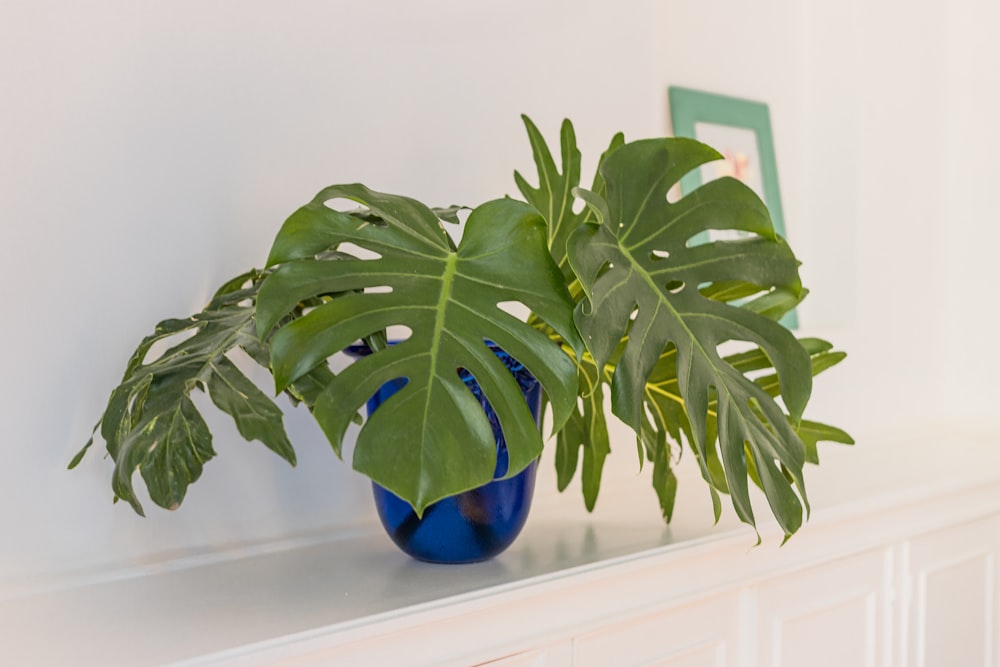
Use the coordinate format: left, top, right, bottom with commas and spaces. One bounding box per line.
3, 426, 998, 666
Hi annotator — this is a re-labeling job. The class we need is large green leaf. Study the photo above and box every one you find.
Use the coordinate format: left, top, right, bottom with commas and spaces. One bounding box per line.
74, 270, 312, 515
256, 185, 582, 515
516, 121, 851, 538
567, 138, 813, 537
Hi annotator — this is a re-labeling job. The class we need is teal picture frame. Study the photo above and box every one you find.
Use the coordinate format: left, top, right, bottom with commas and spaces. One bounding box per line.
668, 86, 797, 329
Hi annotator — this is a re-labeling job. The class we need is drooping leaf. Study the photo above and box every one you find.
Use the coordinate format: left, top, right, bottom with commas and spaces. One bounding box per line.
641, 348, 724, 521
256, 185, 582, 515
651, 440, 679, 523
76, 269, 313, 514
640, 337, 850, 501
567, 137, 813, 537
554, 359, 610, 511
113, 392, 214, 515
205, 355, 295, 461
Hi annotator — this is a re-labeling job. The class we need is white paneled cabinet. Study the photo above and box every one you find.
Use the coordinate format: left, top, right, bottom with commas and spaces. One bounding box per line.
291, 516, 1000, 667
400, 517, 1000, 667
572, 592, 742, 667
475, 644, 572, 667
902, 516, 1000, 667
755, 549, 888, 667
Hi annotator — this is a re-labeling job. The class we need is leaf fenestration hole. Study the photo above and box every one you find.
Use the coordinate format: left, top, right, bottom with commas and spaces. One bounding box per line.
666, 184, 683, 204
665, 280, 685, 294
385, 324, 412, 343
571, 198, 586, 214
707, 229, 759, 243
497, 300, 530, 320
649, 249, 670, 262
718, 339, 769, 381
142, 328, 198, 366
337, 242, 382, 261
363, 377, 409, 423
364, 285, 394, 294
323, 198, 370, 213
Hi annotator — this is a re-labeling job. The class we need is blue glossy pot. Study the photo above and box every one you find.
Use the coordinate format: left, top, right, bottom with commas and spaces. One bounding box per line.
345, 342, 541, 563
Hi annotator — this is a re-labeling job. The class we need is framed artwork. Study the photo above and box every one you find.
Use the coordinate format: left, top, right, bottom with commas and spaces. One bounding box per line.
667, 86, 797, 329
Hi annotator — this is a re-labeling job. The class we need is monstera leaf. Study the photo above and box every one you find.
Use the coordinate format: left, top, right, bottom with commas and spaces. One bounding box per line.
568, 138, 814, 537
255, 185, 582, 515
515, 118, 851, 538
72, 270, 309, 515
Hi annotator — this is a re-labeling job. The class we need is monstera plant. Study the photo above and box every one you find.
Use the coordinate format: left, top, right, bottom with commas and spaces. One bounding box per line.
74, 116, 850, 541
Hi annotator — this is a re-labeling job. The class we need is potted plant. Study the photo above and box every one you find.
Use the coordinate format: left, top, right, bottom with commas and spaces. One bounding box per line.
72, 117, 851, 560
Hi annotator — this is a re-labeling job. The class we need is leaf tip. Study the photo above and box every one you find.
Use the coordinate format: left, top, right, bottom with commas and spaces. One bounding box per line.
125, 496, 145, 518
68, 440, 92, 470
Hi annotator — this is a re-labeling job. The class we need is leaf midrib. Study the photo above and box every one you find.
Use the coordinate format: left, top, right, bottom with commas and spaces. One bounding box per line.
548, 129, 575, 252
419, 253, 460, 480
617, 242, 755, 454
613, 170, 768, 425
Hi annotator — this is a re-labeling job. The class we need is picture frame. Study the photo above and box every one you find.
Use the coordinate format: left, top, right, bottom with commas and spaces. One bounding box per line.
668, 86, 797, 329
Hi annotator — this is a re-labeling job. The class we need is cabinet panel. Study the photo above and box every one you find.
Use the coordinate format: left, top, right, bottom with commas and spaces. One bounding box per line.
475, 651, 545, 666
265, 631, 572, 667
904, 516, 1000, 667
475, 645, 570, 667
636, 640, 726, 667
756, 549, 889, 667
572, 591, 741, 667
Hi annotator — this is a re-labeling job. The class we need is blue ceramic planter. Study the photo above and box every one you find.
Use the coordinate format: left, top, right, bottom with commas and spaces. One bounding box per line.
346, 342, 541, 563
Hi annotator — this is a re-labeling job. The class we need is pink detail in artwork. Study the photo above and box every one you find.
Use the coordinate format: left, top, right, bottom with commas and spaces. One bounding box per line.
714, 150, 754, 184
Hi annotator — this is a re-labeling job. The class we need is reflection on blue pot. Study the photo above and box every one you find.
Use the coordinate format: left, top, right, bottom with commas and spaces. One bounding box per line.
346, 342, 541, 564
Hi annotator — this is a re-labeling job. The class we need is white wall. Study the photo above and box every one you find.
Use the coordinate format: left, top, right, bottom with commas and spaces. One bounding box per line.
0, 0, 669, 588
944, 0, 1000, 430
0, 0, 982, 590
662, 0, 955, 442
